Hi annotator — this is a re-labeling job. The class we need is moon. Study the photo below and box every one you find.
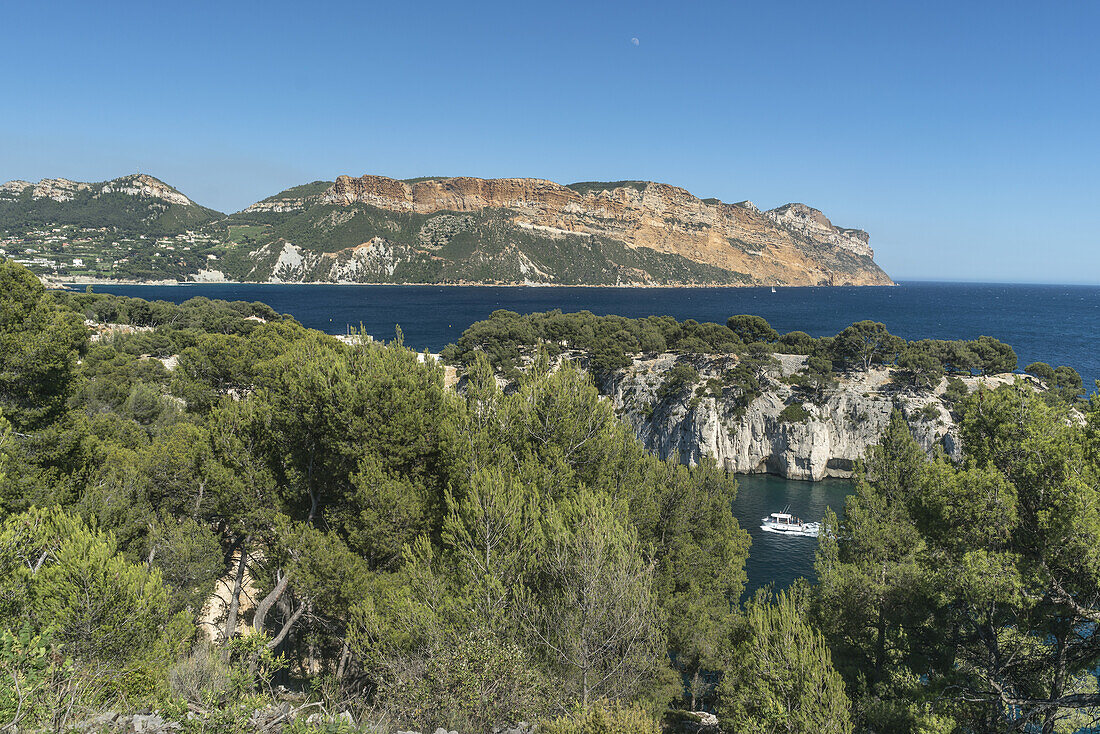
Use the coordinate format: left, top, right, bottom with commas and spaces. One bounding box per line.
631, 37, 640, 46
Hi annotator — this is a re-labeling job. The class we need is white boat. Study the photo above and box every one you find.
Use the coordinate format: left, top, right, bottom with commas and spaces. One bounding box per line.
771, 286, 777, 293
760, 511, 820, 537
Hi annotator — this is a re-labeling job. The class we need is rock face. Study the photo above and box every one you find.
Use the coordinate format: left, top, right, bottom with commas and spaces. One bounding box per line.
1, 174, 193, 206
0, 172, 894, 287
601, 353, 1025, 481
0, 173, 222, 238
300, 174, 893, 286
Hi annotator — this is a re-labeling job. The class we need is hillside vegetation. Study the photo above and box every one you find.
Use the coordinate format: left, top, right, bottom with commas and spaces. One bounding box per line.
1, 173, 893, 286
2, 258, 1097, 733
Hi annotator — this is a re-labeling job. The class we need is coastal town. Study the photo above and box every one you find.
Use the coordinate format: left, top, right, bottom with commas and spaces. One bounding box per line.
0, 222, 228, 281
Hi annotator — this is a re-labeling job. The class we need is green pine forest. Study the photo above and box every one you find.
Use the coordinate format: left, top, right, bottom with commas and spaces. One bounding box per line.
1, 257, 1099, 733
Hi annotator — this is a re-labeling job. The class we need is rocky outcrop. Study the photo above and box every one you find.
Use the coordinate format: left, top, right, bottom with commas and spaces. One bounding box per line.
601, 353, 1027, 481
763, 203, 871, 257
1, 171, 893, 286
315, 175, 893, 286
99, 174, 194, 206
1, 174, 192, 205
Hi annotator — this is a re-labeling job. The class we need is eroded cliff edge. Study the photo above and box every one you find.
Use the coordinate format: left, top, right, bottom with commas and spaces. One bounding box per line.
235, 175, 895, 286
597, 353, 1024, 481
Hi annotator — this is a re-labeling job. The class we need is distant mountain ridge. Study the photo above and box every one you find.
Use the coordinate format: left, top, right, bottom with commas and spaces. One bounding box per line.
0, 173, 894, 286
0, 174, 223, 236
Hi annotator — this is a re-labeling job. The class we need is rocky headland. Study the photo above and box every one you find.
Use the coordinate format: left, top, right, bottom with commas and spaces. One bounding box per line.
599, 353, 1028, 480
1, 172, 893, 287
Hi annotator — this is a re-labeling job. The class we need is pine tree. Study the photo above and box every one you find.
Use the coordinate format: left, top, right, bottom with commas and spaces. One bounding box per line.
717, 588, 852, 734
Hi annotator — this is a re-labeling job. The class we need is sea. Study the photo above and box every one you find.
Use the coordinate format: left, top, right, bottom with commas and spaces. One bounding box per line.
86, 281, 1100, 595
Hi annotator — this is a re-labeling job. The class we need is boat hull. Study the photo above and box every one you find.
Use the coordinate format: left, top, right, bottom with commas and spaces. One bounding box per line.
759, 522, 820, 538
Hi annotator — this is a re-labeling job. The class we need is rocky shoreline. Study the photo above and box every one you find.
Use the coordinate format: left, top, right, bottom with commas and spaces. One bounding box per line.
599, 353, 1030, 481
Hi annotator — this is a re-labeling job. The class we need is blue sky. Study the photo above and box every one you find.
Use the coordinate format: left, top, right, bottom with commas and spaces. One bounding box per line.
1, 0, 1097, 283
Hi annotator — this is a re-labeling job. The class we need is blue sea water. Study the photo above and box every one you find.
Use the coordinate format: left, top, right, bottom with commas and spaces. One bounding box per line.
86, 281, 1100, 592
89, 281, 1100, 386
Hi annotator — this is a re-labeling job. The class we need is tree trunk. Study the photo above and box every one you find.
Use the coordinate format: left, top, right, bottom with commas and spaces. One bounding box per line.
1041, 630, 1068, 734
252, 570, 290, 635
873, 605, 887, 693
223, 534, 250, 649
335, 638, 351, 682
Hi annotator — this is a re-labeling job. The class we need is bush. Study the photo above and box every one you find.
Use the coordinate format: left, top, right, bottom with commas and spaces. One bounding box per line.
656, 363, 699, 404
168, 644, 237, 706
540, 700, 661, 734
917, 402, 940, 422
778, 404, 812, 423
942, 377, 969, 406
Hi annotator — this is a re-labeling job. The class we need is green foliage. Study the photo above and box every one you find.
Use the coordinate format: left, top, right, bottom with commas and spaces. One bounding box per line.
896, 346, 944, 389
818, 389, 1100, 731
915, 402, 939, 422
531, 487, 667, 705
0, 175, 223, 237
7, 258, 1094, 730
370, 626, 548, 733
778, 403, 811, 423
940, 376, 969, 406
726, 314, 779, 343
0, 260, 87, 429
968, 334, 1017, 374
0, 506, 170, 665
775, 330, 818, 354
150, 519, 224, 618
0, 624, 72, 731
222, 202, 745, 285
656, 363, 700, 404
540, 699, 661, 734
228, 630, 288, 690
716, 588, 852, 734
565, 180, 650, 195
1024, 360, 1056, 383
166, 644, 241, 707
783, 354, 838, 405
1051, 364, 1085, 404
829, 320, 905, 371
445, 310, 740, 374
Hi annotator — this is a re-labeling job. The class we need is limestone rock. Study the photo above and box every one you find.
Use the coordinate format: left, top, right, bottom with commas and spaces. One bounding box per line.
311, 174, 893, 287
603, 353, 1027, 480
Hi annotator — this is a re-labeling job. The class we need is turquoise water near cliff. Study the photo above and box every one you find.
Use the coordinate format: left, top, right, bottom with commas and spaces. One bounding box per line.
83, 281, 1100, 592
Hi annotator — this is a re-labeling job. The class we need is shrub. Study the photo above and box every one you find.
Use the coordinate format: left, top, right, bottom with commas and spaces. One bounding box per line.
540, 700, 661, 734
778, 404, 811, 423
656, 363, 699, 404
941, 377, 970, 406
168, 644, 237, 706
917, 402, 940, 422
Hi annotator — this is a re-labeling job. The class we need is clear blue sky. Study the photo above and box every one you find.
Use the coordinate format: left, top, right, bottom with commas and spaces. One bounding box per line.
2, 0, 1097, 283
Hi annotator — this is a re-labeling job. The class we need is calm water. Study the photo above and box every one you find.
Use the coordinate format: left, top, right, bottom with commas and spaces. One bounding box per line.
86, 281, 1100, 592
734, 475, 853, 597
89, 281, 1100, 386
